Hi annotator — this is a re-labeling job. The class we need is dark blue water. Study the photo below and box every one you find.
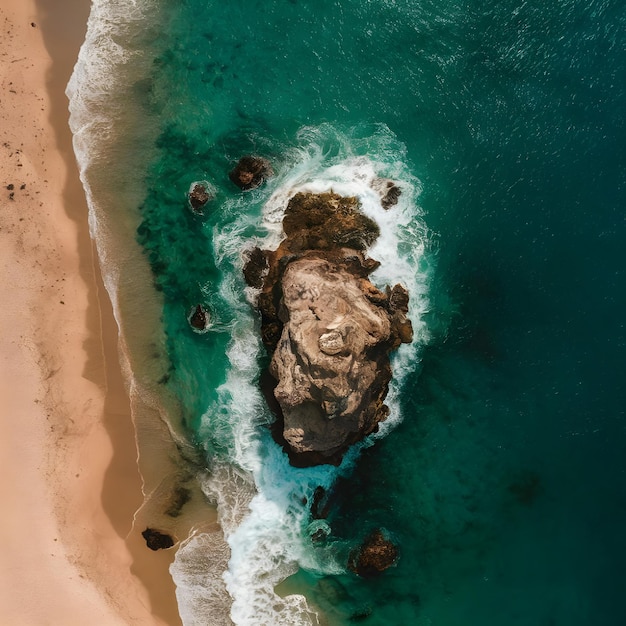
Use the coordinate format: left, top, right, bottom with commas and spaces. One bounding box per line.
71, 0, 626, 623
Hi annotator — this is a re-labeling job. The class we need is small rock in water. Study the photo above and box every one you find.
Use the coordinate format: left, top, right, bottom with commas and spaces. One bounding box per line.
348, 529, 399, 577
310, 527, 330, 543
371, 177, 401, 210
187, 181, 214, 213
142, 527, 174, 551
229, 155, 273, 190
242, 246, 269, 289
189, 304, 210, 332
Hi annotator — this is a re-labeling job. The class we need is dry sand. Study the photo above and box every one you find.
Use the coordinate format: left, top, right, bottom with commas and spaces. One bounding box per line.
0, 0, 181, 623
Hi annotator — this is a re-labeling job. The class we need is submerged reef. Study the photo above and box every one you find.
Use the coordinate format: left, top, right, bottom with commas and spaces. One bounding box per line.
245, 190, 412, 467
348, 528, 399, 577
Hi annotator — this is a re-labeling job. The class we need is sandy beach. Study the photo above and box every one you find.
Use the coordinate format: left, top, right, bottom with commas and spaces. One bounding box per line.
0, 1, 180, 623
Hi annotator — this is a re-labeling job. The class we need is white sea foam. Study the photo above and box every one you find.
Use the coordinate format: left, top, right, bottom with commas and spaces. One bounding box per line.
171, 531, 234, 626
66, 3, 230, 624
66, 0, 164, 355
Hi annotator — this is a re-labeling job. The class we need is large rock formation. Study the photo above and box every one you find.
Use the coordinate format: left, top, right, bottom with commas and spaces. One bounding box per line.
245, 191, 412, 466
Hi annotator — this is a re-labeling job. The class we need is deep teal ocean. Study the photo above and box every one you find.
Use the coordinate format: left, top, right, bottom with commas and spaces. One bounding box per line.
69, 0, 626, 624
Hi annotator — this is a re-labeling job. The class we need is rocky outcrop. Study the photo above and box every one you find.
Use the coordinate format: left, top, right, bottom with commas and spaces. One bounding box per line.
371, 177, 402, 210
229, 156, 273, 190
245, 191, 412, 467
348, 529, 399, 577
142, 528, 175, 551
188, 181, 214, 213
188, 304, 210, 332
242, 246, 269, 289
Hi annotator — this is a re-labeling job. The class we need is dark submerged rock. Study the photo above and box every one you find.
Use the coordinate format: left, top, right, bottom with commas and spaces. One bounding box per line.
229, 155, 273, 190
142, 528, 175, 551
310, 526, 330, 543
508, 471, 542, 506
316, 577, 349, 605
165, 486, 192, 518
349, 608, 373, 622
348, 529, 399, 577
310, 486, 331, 519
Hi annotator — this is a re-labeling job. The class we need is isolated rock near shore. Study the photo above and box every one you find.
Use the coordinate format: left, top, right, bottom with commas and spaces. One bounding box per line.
245, 190, 412, 466
187, 181, 214, 212
188, 304, 210, 332
229, 155, 273, 190
142, 527, 174, 551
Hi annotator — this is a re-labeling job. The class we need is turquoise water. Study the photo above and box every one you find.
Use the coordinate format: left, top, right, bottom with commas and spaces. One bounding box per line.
70, 0, 626, 623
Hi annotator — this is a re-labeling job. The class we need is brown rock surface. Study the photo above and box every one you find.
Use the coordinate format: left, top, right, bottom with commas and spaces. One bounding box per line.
246, 191, 412, 466
282, 191, 379, 251
187, 182, 213, 212
229, 155, 273, 190
348, 529, 399, 577
372, 177, 402, 210
242, 246, 269, 289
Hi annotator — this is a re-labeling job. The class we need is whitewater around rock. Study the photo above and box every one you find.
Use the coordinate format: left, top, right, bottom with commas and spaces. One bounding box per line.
245, 190, 413, 466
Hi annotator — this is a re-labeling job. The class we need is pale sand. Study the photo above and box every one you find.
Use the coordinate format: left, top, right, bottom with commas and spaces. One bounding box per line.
0, 1, 181, 624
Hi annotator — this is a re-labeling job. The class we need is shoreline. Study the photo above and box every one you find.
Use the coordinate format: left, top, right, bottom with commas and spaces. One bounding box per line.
0, 1, 181, 623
